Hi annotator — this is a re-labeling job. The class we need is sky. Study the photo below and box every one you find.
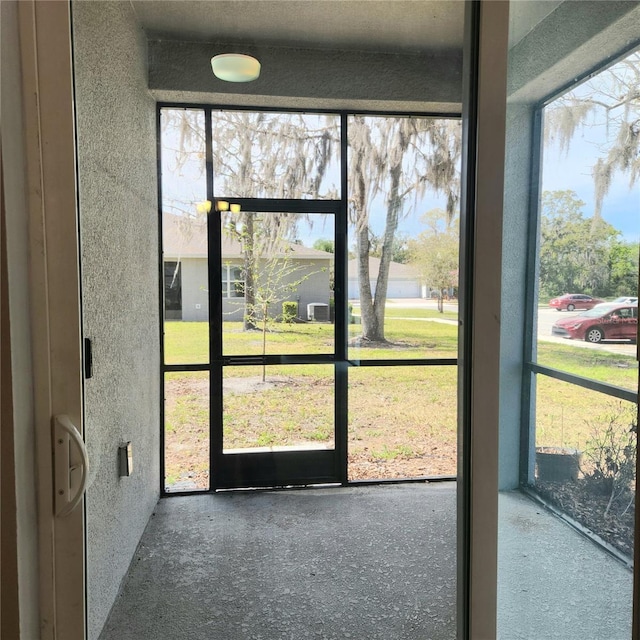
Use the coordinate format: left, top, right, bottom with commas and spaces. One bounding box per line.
540, 50, 639, 243
161, 67, 640, 248
541, 129, 639, 243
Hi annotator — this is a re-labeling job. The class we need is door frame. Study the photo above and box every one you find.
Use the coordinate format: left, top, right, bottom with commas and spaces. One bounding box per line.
17, 1, 85, 638
456, 2, 509, 638
209, 198, 345, 489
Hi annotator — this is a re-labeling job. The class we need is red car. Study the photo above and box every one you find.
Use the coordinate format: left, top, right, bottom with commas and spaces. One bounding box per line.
552, 304, 638, 343
549, 293, 605, 311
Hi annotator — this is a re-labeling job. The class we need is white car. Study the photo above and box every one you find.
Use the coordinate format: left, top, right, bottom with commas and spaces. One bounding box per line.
594, 296, 638, 308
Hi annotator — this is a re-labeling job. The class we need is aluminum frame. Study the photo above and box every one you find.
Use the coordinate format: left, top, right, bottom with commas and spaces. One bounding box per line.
157, 105, 461, 494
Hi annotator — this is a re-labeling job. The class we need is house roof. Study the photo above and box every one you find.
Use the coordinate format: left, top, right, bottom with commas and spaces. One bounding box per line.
162, 212, 333, 261
348, 256, 419, 280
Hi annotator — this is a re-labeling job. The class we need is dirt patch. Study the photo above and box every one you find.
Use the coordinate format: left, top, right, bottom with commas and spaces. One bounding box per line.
224, 375, 291, 394
164, 372, 457, 490
348, 443, 456, 480
535, 479, 635, 558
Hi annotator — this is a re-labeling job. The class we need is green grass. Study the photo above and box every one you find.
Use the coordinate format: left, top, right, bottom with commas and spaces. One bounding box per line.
164, 322, 209, 363
165, 316, 460, 362
365, 306, 458, 321
535, 378, 636, 453
536, 342, 637, 390
163, 316, 638, 485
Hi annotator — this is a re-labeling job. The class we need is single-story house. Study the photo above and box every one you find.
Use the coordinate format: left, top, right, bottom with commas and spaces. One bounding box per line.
163, 212, 333, 322
347, 256, 423, 299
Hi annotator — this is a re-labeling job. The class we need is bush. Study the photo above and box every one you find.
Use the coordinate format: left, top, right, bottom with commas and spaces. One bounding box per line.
583, 402, 637, 517
282, 301, 297, 324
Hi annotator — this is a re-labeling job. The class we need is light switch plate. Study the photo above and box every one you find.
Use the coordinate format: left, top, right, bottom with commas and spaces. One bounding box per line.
119, 442, 133, 477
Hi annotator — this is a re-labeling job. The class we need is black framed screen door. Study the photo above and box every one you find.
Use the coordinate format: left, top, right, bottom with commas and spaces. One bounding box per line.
209, 199, 346, 489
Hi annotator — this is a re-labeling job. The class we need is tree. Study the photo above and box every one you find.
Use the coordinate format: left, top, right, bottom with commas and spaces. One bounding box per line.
312, 238, 334, 253
348, 116, 461, 343
408, 209, 459, 312
544, 51, 640, 220
229, 225, 322, 381
162, 110, 461, 341
162, 109, 340, 330
539, 190, 621, 298
368, 231, 411, 264
608, 240, 640, 297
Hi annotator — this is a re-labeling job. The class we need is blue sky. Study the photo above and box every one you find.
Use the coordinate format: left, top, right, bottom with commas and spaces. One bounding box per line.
542, 134, 639, 242
540, 50, 639, 243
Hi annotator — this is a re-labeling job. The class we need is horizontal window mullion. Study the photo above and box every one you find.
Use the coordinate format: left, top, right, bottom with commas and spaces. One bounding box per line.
211, 198, 340, 214
528, 362, 637, 404
349, 358, 458, 367
221, 354, 336, 366
163, 363, 210, 373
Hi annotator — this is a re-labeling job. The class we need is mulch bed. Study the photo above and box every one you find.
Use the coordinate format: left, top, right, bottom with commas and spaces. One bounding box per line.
535, 479, 635, 558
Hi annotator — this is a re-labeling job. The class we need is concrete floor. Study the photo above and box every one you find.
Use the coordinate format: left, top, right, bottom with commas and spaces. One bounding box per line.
97, 484, 632, 640
497, 490, 632, 640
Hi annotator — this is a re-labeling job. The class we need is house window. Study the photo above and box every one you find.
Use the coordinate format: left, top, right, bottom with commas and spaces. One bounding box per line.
164, 261, 182, 315
222, 265, 244, 298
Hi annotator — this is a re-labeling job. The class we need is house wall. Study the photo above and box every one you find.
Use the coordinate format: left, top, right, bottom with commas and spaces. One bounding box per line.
173, 257, 331, 322
223, 258, 331, 321
293, 260, 331, 317
348, 278, 421, 299
72, 3, 160, 639
181, 258, 209, 322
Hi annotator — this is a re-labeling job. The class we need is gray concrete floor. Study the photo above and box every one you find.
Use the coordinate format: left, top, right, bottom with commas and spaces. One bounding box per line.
97, 484, 632, 640
497, 490, 632, 640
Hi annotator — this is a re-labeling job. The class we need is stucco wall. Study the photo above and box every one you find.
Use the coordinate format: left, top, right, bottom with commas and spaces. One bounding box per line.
149, 39, 462, 113
72, 3, 159, 639
499, 103, 536, 490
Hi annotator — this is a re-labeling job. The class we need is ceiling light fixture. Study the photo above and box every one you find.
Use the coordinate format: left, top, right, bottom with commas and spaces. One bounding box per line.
211, 54, 261, 82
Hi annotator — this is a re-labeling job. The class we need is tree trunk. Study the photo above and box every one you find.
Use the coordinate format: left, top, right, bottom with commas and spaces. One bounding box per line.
357, 225, 379, 340
359, 155, 403, 342
243, 213, 257, 331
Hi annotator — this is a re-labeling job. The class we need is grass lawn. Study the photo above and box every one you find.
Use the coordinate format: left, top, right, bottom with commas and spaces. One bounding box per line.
163, 311, 637, 489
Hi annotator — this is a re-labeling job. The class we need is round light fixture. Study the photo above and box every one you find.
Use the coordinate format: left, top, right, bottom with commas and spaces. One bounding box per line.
211, 54, 261, 82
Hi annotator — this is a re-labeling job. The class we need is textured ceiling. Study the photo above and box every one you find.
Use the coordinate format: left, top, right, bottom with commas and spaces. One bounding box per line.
130, 0, 465, 54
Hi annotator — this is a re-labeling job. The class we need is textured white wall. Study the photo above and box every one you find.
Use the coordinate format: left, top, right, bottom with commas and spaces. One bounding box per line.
72, 3, 160, 638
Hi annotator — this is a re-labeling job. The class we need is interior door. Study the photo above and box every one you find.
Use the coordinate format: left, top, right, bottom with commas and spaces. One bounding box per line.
211, 199, 346, 489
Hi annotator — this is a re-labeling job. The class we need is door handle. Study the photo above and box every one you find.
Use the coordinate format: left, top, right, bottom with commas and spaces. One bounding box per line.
53, 415, 89, 517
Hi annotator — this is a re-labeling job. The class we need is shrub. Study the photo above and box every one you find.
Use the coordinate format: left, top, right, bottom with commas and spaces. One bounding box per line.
282, 301, 297, 324
583, 402, 637, 517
